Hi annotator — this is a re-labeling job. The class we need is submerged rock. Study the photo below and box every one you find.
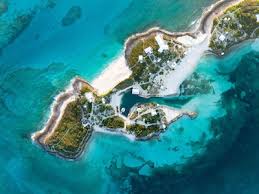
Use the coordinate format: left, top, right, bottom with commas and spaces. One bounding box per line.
180, 72, 214, 96
0, 1, 8, 16
46, 0, 57, 9
0, 11, 35, 50
61, 6, 82, 27
116, 50, 259, 194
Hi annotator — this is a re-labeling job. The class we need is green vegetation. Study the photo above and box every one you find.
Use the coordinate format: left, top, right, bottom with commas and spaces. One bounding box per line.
102, 116, 125, 129
82, 101, 92, 115
45, 100, 91, 157
80, 85, 91, 95
125, 33, 186, 93
128, 35, 159, 66
226, 0, 259, 32
141, 112, 161, 124
114, 78, 134, 91
210, 0, 259, 53
97, 103, 114, 113
126, 104, 167, 137
126, 124, 161, 138
127, 36, 161, 84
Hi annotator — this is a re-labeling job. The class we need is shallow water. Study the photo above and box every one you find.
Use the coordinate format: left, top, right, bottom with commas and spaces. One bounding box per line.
120, 91, 193, 116
127, 41, 259, 194
0, 1, 258, 194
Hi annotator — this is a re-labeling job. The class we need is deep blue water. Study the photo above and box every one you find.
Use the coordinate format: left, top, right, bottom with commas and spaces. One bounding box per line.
0, 1, 259, 194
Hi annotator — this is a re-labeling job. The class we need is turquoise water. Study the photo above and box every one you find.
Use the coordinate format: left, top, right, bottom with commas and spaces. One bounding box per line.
120, 91, 192, 116
0, 0, 259, 193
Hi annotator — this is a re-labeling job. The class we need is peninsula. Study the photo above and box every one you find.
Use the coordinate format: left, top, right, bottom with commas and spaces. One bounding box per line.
32, 0, 259, 160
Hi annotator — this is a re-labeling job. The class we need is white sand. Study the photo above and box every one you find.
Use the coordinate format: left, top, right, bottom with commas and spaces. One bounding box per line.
161, 106, 184, 123
159, 0, 243, 96
110, 92, 123, 109
91, 33, 209, 98
160, 34, 209, 96
161, 106, 196, 123
91, 55, 132, 96
94, 126, 136, 141
30, 0, 246, 151
177, 33, 207, 47
91, 0, 241, 97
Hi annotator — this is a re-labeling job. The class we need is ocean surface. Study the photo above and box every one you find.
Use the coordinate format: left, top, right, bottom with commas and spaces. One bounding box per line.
0, 0, 258, 194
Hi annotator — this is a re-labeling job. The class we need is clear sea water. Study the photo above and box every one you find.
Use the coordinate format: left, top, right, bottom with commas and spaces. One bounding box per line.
0, 1, 259, 194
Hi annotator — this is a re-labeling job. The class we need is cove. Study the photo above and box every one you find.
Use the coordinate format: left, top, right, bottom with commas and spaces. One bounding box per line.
120, 90, 193, 116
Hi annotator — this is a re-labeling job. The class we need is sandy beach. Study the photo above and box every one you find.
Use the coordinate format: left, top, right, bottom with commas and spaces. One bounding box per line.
94, 126, 136, 141
162, 107, 187, 123
91, 55, 132, 96
91, 0, 243, 97
32, 0, 245, 156
151, 0, 243, 96
161, 34, 209, 96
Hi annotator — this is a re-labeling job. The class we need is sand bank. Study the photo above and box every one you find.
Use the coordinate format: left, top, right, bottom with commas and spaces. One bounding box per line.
94, 126, 136, 141
91, 55, 132, 96
161, 106, 197, 124
161, 34, 209, 96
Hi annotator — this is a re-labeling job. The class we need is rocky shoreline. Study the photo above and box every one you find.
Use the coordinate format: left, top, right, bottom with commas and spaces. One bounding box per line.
32, 77, 96, 160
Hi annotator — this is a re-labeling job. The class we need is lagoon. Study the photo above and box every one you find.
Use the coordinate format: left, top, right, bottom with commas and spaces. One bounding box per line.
120, 90, 193, 116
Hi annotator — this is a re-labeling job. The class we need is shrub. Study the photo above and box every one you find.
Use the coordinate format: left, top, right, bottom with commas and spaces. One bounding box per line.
102, 116, 125, 129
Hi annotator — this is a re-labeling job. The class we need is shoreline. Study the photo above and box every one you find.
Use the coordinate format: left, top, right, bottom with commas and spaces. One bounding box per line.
124, 0, 243, 53
91, 55, 132, 96
32, 0, 246, 160
91, 0, 243, 97
31, 77, 96, 159
31, 80, 76, 143
93, 105, 197, 142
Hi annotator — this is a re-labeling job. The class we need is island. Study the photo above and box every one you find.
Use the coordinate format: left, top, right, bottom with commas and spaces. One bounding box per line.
32, 0, 259, 160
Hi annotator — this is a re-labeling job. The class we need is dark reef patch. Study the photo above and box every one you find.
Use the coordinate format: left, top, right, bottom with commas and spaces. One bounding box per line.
0, 0, 8, 16
179, 72, 214, 96
61, 6, 82, 27
0, 11, 35, 50
107, 50, 259, 194
46, 0, 57, 9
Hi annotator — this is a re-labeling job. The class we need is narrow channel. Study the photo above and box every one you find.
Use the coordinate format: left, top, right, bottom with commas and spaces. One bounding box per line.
120, 90, 193, 116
